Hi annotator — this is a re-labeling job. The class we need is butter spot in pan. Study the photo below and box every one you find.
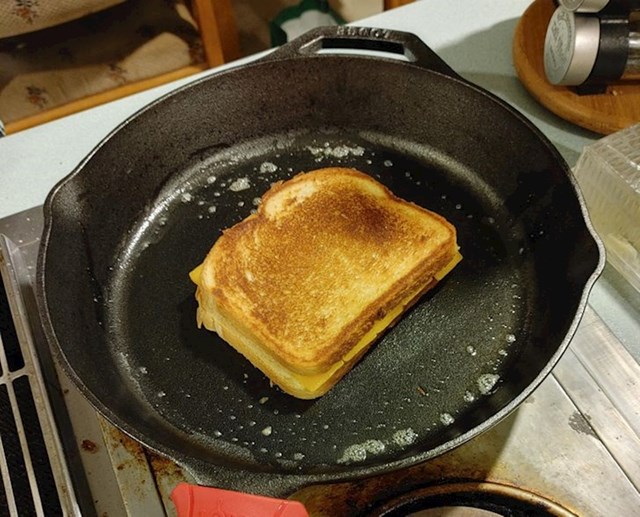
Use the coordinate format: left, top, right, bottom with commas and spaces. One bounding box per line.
229, 177, 251, 191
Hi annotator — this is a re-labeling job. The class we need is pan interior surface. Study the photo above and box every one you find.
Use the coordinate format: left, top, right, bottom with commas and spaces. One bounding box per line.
104, 128, 532, 473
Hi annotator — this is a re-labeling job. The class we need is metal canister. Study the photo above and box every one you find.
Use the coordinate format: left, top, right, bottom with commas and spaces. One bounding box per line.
558, 0, 640, 13
558, 0, 611, 12
544, 7, 640, 85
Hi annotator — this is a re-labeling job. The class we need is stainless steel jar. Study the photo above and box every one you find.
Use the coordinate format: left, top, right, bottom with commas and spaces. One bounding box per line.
544, 6, 640, 85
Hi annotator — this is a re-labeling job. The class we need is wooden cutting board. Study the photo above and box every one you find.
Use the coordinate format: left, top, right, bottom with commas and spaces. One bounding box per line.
512, 0, 640, 135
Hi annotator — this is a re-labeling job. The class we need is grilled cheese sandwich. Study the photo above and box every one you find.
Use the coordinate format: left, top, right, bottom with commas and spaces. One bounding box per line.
191, 167, 461, 399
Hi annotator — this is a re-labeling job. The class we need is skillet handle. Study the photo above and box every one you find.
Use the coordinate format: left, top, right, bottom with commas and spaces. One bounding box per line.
171, 483, 309, 517
179, 457, 317, 499
264, 26, 462, 79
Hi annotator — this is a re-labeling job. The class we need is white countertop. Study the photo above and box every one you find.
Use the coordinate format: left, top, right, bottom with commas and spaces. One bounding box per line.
0, 0, 599, 220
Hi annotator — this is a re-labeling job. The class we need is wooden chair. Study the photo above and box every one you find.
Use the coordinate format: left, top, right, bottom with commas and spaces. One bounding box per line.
191, 0, 239, 66
384, 0, 415, 9
1, 0, 239, 134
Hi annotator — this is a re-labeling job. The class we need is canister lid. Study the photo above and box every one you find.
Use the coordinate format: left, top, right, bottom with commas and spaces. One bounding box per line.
558, 0, 610, 12
544, 8, 600, 85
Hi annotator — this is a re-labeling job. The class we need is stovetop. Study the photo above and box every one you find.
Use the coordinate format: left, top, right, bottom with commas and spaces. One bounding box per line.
1, 206, 639, 516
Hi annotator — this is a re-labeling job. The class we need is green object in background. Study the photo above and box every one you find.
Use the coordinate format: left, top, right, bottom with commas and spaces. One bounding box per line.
270, 0, 345, 47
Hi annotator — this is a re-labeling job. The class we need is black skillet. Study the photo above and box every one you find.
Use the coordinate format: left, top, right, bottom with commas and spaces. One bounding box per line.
36, 27, 603, 497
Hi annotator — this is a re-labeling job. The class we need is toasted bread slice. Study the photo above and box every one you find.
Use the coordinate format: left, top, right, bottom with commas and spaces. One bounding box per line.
191, 167, 461, 399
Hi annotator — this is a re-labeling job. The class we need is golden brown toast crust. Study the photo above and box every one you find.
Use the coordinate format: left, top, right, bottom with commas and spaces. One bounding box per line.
197, 167, 458, 377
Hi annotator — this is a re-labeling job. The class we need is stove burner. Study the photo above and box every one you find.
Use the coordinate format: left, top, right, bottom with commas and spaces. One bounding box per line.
410, 509, 509, 517
371, 482, 578, 517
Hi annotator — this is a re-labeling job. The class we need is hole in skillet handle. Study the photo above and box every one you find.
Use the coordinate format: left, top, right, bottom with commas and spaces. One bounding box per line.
265, 25, 462, 79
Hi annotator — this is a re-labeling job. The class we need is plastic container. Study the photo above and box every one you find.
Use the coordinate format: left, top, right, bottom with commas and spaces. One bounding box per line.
574, 123, 640, 292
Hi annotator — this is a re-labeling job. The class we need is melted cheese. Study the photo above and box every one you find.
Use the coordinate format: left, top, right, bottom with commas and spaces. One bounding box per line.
434, 251, 461, 280
189, 264, 204, 284
189, 251, 462, 394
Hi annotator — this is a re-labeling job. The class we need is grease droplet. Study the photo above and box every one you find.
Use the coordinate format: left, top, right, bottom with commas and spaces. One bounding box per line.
440, 413, 455, 426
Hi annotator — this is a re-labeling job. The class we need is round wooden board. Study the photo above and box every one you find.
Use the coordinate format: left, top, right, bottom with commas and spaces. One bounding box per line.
512, 0, 640, 135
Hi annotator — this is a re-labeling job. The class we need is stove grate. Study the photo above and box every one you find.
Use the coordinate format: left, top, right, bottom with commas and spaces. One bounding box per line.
0, 235, 82, 516
0, 269, 62, 516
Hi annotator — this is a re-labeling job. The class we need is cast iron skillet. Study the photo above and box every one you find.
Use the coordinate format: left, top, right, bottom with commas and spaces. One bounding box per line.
37, 27, 603, 496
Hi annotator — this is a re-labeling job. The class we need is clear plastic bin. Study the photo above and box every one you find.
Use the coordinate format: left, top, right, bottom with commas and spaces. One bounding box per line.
574, 124, 640, 293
